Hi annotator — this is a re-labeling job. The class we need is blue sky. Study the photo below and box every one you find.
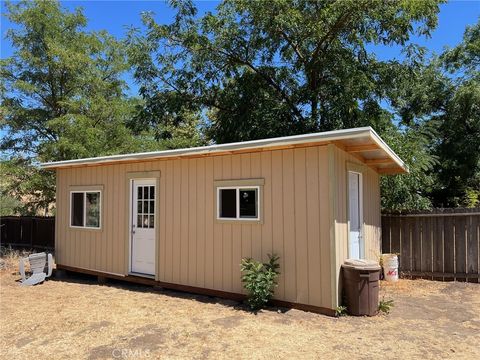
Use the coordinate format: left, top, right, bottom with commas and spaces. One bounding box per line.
1, 0, 479, 97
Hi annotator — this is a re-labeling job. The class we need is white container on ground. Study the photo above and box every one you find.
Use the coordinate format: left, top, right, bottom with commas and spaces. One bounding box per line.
382, 254, 399, 282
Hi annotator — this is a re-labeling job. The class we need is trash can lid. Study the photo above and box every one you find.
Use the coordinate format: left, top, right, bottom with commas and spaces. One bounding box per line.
342, 259, 381, 270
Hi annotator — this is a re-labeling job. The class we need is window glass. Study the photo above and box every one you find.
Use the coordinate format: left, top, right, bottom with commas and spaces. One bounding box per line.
150, 186, 155, 199
138, 187, 143, 200
219, 189, 237, 218
71, 192, 84, 226
85, 192, 100, 228
239, 189, 257, 218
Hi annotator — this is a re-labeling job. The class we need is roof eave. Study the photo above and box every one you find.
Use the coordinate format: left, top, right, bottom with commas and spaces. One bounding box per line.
40, 127, 408, 174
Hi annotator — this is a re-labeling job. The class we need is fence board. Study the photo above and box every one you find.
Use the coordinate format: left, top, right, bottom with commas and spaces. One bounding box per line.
382, 208, 480, 282
390, 216, 401, 254
381, 216, 390, 254
433, 216, 444, 280
467, 216, 479, 283
400, 217, 411, 272
443, 215, 455, 279
0, 216, 55, 250
412, 218, 422, 273
421, 217, 432, 275
455, 216, 467, 280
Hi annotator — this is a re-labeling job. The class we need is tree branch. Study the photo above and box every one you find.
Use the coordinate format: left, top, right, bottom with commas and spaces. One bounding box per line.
216, 48, 305, 121
278, 28, 306, 63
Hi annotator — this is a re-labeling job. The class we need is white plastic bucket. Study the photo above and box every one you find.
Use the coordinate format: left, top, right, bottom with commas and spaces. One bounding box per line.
382, 254, 399, 282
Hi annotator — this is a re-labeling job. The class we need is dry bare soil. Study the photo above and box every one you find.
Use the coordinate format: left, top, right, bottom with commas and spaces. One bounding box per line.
1, 266, 479, 359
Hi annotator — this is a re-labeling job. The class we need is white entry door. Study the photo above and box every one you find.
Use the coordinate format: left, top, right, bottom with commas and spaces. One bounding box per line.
131, 179, 156, 276
348, 171, 363, 259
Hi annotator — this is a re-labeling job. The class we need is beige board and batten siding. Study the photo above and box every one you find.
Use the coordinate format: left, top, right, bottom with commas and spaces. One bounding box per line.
55, 146, 341, 309
332, 145, 382, 303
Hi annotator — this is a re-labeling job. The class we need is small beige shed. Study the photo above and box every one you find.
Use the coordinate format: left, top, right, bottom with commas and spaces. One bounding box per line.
41, 127, 407, 315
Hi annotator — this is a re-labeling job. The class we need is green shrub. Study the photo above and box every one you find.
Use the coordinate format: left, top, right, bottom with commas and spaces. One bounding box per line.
240, 254, 280, 310
378, 298, 394, 314
335, 305, 348, 317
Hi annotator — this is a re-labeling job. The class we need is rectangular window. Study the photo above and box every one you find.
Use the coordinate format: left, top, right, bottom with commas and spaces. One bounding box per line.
217, 186, 260, 221
71, 192, 84, 227
220, 189, 236, 218
70, 191, 101, 229
135, 185, 155, 229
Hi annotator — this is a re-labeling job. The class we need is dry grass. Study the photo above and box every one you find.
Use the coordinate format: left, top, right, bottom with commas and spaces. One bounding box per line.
0, 246, 33, 272
0, 263, 479, 360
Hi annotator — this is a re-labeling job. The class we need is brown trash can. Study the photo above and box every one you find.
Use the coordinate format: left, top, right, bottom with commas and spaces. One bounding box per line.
342, 259, 381, 316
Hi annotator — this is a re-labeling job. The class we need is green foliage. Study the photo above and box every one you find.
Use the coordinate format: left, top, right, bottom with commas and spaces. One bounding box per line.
393, 20, 480, 208
335, 305, 348, 317
462, 188, 480, 208
1, 158, 56, 215
431, 72, 480, 206
1, 0, 133, 159
0, 0, 167, 213
128, 0, 451, 210
379, 123, 437, 211
240, 254, 280, 310
2, 0, 476, 212
128, 0, 443, 138
0, 194, 22, 216
378, 298, 394, 314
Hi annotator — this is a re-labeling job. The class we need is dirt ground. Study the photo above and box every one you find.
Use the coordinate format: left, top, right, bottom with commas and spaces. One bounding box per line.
1, 266, 479, 360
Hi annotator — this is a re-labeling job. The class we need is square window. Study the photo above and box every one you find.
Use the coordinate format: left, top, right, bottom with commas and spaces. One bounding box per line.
71, 190, 101, 228
219, 189, 236, 218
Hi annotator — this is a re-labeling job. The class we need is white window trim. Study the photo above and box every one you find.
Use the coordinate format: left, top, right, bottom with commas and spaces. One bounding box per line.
69, 190, 102, 230
216, 186, 260, 221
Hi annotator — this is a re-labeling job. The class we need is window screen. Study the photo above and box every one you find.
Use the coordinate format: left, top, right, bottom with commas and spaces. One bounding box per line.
239, 189, 257, 218
71, 192, 84, 226
219, 189, 236, 218
85, 192, 100, 228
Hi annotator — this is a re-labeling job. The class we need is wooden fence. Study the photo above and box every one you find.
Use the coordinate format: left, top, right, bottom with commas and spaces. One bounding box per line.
0, 216, 55, 250
382, 208, 480, 281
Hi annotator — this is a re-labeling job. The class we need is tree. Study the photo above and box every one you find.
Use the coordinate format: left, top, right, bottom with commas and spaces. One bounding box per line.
128, 0, 443, 142
391, 20, 480, 208
128, 0, 444, 210
433, 21, 480, 207
1, 0, 136, 160
0, 0, 157, 214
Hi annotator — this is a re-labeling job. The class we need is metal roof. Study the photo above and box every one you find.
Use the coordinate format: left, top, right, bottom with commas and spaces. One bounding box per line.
40, 127, 408, 174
